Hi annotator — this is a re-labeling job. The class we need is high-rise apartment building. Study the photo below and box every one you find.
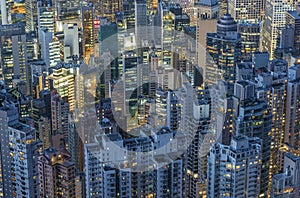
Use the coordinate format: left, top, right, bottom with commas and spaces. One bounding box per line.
50, 92, 70, 149
271, 152, 300, 197
207, 135, 262, 197
233, 80, 272, 196
0, 108, 41, 198
25, 0, 38, 32
84, 127, 185, 197
38, 147, 76, 198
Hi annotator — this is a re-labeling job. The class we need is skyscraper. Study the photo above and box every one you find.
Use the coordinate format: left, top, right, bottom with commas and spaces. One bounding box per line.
38, 147, 76, 198
63, 23, 80, 62
238, 22, 261, 61
271, 152, 300, 197
84, 127, 185, 197
286, 8, 300, 55
285, 64, 300, 152
205, 13, 241, 95
81, 3, 94, 62
51, 92, 70, 149
0, 108, 41, 198
135, 0, 148, 46
0, 23, 29, 90
46, 62, 79, 111
261, 0, 295, 59
233, 80, 272, 196
94, 0, 122, 21
228, 0, 263, 22
207, 136, 262, 197
195, 0, 218, 80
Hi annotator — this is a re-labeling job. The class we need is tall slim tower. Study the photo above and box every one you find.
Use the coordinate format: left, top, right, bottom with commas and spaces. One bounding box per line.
81, 3, 94, 62
135, 0, 148, 47
285, 64, 300, 152
195, 0, 218, 78
0, 23, 29, 90
233, 80, 272, 197
1, 0, 8, 25
205, 13, 241, 95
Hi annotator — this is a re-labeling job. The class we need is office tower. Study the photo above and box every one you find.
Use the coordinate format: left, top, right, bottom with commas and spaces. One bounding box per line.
169, 4, 190, 31
48, 39, 61, 68
46, 62, 79, 111
261, 0, 295, 59
0, 107, 41, 198
252, 51, 270, 71
37, 5, 55, 38
38, 147, 76, 198
98, 22, 119, 81
205, 13, 241, 95
25, 0, 38, 32
1, 0, 8, 25
0, 23, 29, 91
99, 22, 118, 56
228, 0, 263, 22
271, 152, 300, 197
94, 0, 122, 21
81, 3, 94, 62
40, 28, 53, 67
135, 0, 148, 46
64, 23, 80, 62
207, 136, 262, 197
195, 0, 218, 80
233, 81, 272, 196
278, 27, 295, 56
121, 50, 140, 125
123, 0, 136, 30
161, 3, 174, 68
285, 64, 300, 152
238, 22, 260, 61
26, 32, 39, 60
286, 8, 300, 55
